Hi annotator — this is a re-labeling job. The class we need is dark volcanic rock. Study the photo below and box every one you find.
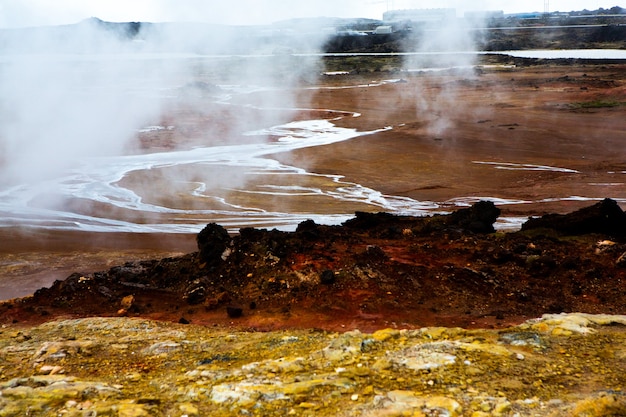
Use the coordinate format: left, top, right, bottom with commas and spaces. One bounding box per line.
319, 269, 336, 285
522, 198, 626, 236
237, 227, 290, 258
6, 199, 626, 330
197, 223, 231, 265
343, 211, 398, 230
446, 200, 501, 233
226, 306, 243, 318
345, 201, 501, 235
184, 280, 207, 305
296, 219, 320, 239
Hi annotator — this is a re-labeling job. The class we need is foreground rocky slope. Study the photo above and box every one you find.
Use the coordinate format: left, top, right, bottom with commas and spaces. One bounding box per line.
2, 313, 626, 416
2, 199, 626, 331
3, 200, 626, 415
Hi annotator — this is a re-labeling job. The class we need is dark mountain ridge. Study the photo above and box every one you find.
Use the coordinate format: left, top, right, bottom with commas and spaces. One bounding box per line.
1, 7, 625, 55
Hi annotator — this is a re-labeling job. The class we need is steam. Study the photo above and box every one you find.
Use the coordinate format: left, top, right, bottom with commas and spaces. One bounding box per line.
0, 16, 334, 230
400, 8, 488, 138
0, 4, 491, 232
0, 22, 165, 185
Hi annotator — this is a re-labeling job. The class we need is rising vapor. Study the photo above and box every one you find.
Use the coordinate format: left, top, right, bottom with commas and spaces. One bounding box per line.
0, 14, 330, 228
398, 7, 488, 138
0, 20, 163, 185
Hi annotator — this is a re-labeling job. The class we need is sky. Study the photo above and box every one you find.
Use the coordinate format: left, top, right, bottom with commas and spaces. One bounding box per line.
0, 0, 622, 28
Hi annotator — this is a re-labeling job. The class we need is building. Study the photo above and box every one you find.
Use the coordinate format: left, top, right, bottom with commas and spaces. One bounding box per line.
463, 11, 504, 21
373, 25, 393, 34
383, 8, 456, 24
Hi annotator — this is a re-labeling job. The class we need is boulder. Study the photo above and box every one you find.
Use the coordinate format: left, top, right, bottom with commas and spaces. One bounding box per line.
196, 223, 231, 265
522, 198, 626, 236
446, 200, 501, 233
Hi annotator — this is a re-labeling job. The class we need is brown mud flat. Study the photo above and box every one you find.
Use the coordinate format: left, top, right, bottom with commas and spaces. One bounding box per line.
282, 60, 626, 218
1, 60, 626, 331
3, 198, 626, 333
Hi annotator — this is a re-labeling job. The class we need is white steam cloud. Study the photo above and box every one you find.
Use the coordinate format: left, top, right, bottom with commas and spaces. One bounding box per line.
0, 16, 331, 230
0, 20, 325, 183
0, 3, 493, 232
400, 8, 488, 138
0, 22, 162, 185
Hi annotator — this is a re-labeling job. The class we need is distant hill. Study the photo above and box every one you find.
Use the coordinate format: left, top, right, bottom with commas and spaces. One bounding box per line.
0, 8, 625, 55
0, 16, 377, 55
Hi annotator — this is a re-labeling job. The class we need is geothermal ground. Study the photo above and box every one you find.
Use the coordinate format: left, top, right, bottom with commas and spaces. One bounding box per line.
1, 57, 625, 303
1, 57, 626, 327
1, 57, 626, 416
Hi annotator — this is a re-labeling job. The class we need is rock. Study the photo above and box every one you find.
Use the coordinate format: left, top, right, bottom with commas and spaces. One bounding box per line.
241, 356, 306, 374
320, 332, 363, 363
184, 280, 207, 305
0, 376, 120, 414
196, 223, 231, 265
37, 365, 64, 375
522, 198, 626, 236
296, 219, 319, 239
319, 269, 336, 285
527, 312, 626, 335
8, 198, 626, 340
446, 200, 501, 233
283, 378, 352, 395
595, 239, 618, 255
3, 316, 626, 415
393, 342, 458, 371
382, 391, 463, 417
525, 254, 557, 271
571, 393, 626, 417
117, 403, 150, 417
120, 295, 135, 310
142, 341, 181, 355
499, 331, 546, 349
226, 306, 243, 318
494, 400, 512, 415
371, 357, 393, 371
343, 211, 398, 230
364, 244, 388, 260
371, 328, 400, 342
33, 340, 95, 362
179, 402, 199, 416
210, 381, 286, 405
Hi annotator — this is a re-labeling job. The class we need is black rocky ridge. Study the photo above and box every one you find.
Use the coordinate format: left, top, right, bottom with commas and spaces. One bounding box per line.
3, 199, 626, 329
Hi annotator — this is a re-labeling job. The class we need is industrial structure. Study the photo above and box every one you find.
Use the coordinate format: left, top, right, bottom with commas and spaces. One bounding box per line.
382, 8, 456, 25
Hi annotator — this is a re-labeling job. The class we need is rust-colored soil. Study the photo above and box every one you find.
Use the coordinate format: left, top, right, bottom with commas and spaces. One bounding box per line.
282, 64, 626, 217
3, 200, 626, 333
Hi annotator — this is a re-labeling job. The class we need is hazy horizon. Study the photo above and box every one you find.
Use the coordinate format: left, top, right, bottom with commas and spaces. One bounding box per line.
0, 0, 623, 29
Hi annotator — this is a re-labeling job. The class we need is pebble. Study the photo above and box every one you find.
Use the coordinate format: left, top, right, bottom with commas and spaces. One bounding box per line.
179, 402, 199, 416
142, 341, 181, 355
120, 295, 135, 309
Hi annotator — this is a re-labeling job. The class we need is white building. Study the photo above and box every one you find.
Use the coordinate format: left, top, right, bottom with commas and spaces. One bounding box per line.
373, 25, 393, 34
383, 8, 456, 24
